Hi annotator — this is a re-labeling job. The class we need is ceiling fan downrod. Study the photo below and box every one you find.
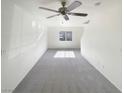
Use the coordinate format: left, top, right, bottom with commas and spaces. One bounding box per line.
61, 1, 66, 7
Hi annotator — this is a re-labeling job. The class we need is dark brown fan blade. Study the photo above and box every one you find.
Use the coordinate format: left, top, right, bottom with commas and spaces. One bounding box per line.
47, 14, 60, 19
67, 1, 82, 12
39, 7, 59, 13
64, 15, 69, 21
68, 12, 88, 16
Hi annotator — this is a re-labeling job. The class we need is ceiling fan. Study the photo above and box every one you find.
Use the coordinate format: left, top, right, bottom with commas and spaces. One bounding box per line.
39, 1, 88, 21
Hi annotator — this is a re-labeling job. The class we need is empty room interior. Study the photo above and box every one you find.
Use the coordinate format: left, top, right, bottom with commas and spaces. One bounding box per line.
1, 0, 122, 93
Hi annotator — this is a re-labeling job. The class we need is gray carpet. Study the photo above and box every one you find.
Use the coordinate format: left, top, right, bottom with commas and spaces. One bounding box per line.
13, 49, 121, 93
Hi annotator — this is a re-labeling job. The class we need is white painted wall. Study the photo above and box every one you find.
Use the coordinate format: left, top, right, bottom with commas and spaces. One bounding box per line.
48, 27, 83, 49
1, 0, 47, 93
81, 1, 122, 91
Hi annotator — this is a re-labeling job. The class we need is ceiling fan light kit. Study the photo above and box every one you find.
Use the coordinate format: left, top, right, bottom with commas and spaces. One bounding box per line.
39, 1, 88, 21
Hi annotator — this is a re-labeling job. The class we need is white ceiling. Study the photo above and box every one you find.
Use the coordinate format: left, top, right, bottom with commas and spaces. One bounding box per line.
12, 0, 120, 26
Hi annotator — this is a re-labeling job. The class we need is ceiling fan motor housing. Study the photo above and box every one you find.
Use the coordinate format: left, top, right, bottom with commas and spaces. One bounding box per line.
59, 7, 68, 15
58, 1, 68, 15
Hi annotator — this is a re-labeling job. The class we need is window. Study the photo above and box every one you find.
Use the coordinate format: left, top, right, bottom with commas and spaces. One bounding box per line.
66, 32, 72, 41
59, 31, 72, 41
59, 31, 65, 41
